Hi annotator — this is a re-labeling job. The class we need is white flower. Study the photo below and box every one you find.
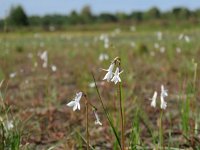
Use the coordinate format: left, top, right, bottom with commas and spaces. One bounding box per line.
9, 72, 17, 78
89, 82, 95, 88
111, 67, 123, 84
157, 31, 162, 40
94, 111, 102, 126
130, 41, 136, 48
154, 43, 159, 49
51, 65, 57, 72
160, 47, 165, 53
40, 51, 48, 68
103, 63, 115, 82
160, 85, 168, 109
178, 33, 184, 40
67, 92, 82, 111
160, 95, 167, 110
184, 35, 190, 43
150, 91, 157, 108
161, 85, 168, 97
6, 120, 14, 130
40, 51, 47, 61
99, 53, 109, 61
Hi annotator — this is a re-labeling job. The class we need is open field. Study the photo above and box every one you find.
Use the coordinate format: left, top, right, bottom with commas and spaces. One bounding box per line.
0, 26, 200, 149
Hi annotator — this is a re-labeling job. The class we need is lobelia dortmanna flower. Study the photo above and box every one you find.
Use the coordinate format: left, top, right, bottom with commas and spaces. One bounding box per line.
160, 85, 168, 110
150, 85, 168, 110
111, 67, 123, 84
93, 110, 102, 126
40, 51, 48, 68
67, 92, 82, 111
103, 62, 115, 82
150, 91, 157, 108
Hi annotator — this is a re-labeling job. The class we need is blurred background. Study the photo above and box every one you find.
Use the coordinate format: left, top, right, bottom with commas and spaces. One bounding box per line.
1, 0, 200, 31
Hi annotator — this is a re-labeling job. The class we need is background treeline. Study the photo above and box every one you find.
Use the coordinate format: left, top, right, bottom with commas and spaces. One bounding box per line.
1, 5, 200, 31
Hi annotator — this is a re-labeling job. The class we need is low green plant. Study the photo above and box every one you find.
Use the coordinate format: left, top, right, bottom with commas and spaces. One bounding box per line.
0, 80, 22, 150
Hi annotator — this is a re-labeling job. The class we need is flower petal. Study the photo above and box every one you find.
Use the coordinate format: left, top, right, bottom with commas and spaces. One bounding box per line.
67, 101, 75, 107
73, 103, 78, 111
75, 92, 82, 102
77, 103, 80, 110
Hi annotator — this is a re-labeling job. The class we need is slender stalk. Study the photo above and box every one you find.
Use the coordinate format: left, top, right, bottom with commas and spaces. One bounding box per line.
159, 109, 164, 150
115, 57, 125, 150
0, 80, 6, 110
83, 95, 90, 150
86, 100, 89, 150
118, 82, 125, 150
0, 123, 5, 150
192, 62, 197, 136
193, 62, 197, 90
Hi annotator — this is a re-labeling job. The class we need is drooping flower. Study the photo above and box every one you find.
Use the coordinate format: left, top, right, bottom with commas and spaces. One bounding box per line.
67, 92, 82, 111
93, 110, 102, 126
51, 65, 57, 72
161, 85, 168, 97
150, 91, 157, 108
103, 63, 115, 82
40, 51, 48, 68
111, 67, 123, 84
160, 95, 167, 110
160, 85, 168, 109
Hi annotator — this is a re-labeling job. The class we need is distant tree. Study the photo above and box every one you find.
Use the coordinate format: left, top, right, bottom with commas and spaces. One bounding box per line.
130, 11, 143, 21
195, 9, 200, 16
0, 20, 4, 31
116, 12, 129, 22
144, 7, 161, 19
29, 16, 42, 26
172, 7, 191, 19
41, 15, 52, 27
7, 5, 29, 26
97, 13, 117, 23
80, 5, 93, 24
68, 10, 81, 25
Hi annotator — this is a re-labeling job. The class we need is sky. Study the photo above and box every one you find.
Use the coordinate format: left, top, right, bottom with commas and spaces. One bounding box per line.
0, 0, 200, 18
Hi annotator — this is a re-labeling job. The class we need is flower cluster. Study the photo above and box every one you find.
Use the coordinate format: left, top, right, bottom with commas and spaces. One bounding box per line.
150, 85, 168, 110
102, 62, 123, 84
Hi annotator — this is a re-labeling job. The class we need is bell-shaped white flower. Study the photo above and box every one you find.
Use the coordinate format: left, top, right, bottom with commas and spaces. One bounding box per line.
160, 85, 168, 109
161, 85, 168, 97
111, 67, 123, 84
94, 111, 102, 126
67, 92, 82, 111
103, 63, 115, 82
40, 51, 48, 68
160, 95, 167, 109
150, 91, 157, 108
